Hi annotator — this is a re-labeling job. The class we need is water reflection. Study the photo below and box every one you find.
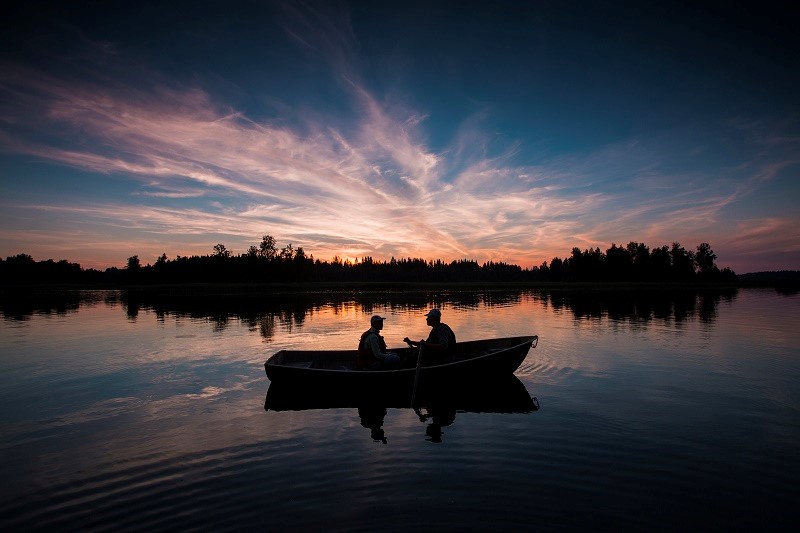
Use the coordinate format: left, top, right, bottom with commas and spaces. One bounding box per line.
1, 286, 742, 332
537, 287, 738, 324
0, 289, 119, 321
265, 375, 538, 443
414, 405, 456, 443
358, 406, 388, 443
1, 286, 796, 530
117, 288, 536, 339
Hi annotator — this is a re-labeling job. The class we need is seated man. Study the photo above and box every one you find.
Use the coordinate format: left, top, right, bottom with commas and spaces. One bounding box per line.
357, 315, 401, 370
403, 308, 457, 366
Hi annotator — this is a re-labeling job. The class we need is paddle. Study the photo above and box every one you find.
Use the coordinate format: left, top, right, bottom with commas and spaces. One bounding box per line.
410, 344, 423, 407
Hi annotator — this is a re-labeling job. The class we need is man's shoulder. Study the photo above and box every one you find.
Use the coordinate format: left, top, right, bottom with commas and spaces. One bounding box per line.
440, 323, 456, 342
364, 328, 382, 339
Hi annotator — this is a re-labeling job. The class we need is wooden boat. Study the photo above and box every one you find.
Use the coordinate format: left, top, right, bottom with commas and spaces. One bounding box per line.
264, 335, 538, 388
265, 373, 539, 413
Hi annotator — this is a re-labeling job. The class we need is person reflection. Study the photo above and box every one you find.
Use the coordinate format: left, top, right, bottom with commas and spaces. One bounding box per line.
414, 405, 456, 443
358, 405, 388, 444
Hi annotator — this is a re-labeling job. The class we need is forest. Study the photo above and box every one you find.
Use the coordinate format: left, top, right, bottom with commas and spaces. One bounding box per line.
1, 236, 739, 286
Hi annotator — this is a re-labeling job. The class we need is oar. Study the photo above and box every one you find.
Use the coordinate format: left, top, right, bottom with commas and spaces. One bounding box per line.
410, 345, 423, 407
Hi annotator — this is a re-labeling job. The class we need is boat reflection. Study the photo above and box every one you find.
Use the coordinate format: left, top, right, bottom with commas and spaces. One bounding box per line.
265, 375, 539, 443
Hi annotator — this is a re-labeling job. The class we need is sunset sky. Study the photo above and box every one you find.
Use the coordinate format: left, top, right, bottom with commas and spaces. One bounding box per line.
1, 1, 798, 273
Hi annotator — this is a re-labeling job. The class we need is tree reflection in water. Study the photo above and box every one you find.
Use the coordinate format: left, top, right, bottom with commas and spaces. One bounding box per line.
540, 287, 738, 324
1, 286, 743, 333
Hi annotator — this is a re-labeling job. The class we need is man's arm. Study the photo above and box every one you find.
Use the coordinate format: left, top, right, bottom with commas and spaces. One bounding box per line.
403, 336, 422, 347
420, 326, 450, 351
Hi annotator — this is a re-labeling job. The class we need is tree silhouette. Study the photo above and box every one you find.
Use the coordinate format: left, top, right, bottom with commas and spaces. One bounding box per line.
606, 244, 632, 281
259, 235, 277, 260
651, 245, 671, 280
212, 244, 231, 258
670, 243, 695, 281
3, 238, 741, 286
279, 243, 295, 261
695, 243, 718, 278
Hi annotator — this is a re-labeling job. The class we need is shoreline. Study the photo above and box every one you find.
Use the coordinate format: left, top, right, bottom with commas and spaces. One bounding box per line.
1, 279, 794, 297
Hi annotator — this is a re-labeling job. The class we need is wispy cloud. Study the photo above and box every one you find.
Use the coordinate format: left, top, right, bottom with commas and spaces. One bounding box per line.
1, 10, 799, 272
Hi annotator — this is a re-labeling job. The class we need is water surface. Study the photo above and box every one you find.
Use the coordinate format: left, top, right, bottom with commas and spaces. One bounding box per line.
1, 288, 798, 530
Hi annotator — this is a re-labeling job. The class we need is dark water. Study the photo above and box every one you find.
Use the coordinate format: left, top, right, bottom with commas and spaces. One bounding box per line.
1, 287, 798, 531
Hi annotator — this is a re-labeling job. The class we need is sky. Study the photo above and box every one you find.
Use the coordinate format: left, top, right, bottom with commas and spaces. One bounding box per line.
1, 0, 798, 273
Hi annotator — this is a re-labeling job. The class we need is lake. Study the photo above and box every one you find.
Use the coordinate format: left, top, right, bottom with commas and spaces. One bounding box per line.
1, 287, 798, 531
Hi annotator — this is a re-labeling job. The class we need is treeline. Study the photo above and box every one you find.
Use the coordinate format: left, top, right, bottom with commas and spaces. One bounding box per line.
1, 236, 737, 286
539, 242, 736, 282
0, 256, 108, 285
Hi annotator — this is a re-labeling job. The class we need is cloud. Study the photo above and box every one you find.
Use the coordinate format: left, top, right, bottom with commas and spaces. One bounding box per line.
0, 61, 472, 263
2, 10, 799, 274
0, 68, 778, 269
729, 218, 800, 254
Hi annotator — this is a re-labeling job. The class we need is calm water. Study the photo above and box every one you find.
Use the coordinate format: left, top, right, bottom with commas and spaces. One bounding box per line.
1, 287, 798, 531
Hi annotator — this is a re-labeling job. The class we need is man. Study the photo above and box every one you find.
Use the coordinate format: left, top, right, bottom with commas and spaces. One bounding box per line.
403, 308, 457, 366
357, 315, 401, 370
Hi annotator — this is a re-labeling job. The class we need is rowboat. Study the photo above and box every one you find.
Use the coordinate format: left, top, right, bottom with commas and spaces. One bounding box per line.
264, 335, 538, 389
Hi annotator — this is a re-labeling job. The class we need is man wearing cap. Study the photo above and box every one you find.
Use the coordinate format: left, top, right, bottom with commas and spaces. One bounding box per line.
357, 315, 401, 370
403, 308, 457, 366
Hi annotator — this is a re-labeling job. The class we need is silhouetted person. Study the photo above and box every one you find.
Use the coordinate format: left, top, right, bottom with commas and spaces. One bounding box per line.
357, 315, 401, 370
403, 308, 456, 367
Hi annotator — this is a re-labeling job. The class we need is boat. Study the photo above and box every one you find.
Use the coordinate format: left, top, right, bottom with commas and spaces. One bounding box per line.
264, 335, 538, 389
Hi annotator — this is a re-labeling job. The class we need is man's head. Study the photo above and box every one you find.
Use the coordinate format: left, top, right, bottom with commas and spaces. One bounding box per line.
425, 308, 441, 325
370, 315, 386, 330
